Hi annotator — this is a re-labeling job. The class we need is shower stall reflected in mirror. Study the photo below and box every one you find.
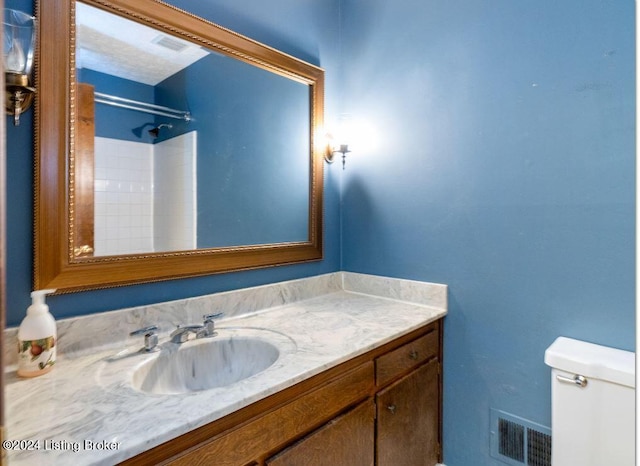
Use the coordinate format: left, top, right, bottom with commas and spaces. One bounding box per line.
93, 130, 197, 256
78, 78, 197, 257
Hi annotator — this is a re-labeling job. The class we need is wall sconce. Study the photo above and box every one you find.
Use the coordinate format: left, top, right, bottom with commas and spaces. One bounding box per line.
325, 144, 351, 169
325, 141, 351, 169
4, 9, 36, 126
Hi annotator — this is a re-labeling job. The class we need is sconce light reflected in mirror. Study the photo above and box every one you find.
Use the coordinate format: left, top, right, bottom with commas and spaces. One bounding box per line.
325, 143, 351, 169
3, 9, 36, 126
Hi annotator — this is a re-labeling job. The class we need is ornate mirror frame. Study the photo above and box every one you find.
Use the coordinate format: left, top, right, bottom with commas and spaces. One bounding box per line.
35, 0, 324, 293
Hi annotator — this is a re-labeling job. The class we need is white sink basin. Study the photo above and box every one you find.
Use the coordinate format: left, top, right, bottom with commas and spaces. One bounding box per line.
132, 336, 279, 395
97, 327, 296, 396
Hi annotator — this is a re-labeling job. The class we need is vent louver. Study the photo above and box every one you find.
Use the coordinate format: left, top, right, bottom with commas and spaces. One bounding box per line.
152, 34, 189, 52
490, 409, 551, 466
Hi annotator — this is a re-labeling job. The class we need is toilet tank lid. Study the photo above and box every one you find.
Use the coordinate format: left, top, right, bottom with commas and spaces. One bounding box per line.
544, 337, 635, 388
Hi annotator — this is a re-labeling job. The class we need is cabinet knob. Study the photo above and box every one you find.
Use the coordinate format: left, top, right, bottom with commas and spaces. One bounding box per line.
409, 350, 419, 360
387, 404, 396, 414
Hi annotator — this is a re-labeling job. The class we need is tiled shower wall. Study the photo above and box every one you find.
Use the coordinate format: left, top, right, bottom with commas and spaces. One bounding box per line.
93, 132, 197, 256
94, 137, 154, 255
154, 131, 197, 252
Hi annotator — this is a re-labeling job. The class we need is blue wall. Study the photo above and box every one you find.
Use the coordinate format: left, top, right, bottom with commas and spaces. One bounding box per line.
4, 0, 342, 326
158, 53, 310, 247
4, 1, 635, 465
339, 1, 635, 465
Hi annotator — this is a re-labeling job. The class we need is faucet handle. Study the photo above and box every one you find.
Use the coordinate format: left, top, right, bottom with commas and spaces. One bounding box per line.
203, 312, 224, 336
129, 325, 159, 352
130, 325, 158, 336
203, 312, 224, 321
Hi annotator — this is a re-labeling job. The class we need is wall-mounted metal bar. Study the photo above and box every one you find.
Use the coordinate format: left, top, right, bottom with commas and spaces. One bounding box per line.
94, 92, 192, 121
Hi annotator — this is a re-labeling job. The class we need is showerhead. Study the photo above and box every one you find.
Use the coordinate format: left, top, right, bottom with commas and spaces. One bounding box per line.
148, 123, 173, 138
132, 122, 174, 139
131, 122, 155, 138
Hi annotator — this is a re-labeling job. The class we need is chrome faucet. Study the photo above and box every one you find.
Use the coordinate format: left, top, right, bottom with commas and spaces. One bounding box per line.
170, 313, 224, 344
170, 324, 207, 343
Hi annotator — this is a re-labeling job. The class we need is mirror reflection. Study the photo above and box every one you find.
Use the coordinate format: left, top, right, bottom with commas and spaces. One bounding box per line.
75, 2, 310, 257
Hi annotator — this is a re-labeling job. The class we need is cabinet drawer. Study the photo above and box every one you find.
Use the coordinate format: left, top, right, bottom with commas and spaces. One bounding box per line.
375, 329, 438, 387
167, 362, 374, 466
267, 400, 375, 466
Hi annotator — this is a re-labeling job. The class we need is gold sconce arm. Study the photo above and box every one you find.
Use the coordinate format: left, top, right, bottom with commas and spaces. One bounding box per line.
325, 144, 351, 169
5, 72, 35, 126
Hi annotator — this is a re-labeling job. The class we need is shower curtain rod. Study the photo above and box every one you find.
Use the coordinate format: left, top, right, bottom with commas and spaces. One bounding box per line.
94, 92, 192, 122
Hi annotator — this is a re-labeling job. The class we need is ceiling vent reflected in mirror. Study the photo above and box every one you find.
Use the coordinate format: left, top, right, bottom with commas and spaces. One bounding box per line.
152, 34, 189, 52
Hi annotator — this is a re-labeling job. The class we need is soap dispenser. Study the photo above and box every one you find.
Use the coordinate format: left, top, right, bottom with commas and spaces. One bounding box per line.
17, 289, 57, 378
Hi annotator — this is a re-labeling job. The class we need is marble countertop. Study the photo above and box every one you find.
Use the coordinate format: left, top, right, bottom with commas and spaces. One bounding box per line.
5, 273, 447, 465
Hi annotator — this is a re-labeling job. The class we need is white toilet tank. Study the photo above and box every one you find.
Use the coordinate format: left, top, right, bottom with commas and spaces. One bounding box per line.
545, 337, 635, 466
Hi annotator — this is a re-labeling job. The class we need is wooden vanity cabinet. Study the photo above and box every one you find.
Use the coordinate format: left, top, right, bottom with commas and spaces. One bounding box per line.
266, 400, 376, 466
376, 360, 440, 465
375, 327, 441, 465
120, 320, 442, 466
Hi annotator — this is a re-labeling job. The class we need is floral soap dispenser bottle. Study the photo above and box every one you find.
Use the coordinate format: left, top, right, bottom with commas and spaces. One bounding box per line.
17, 289, 57, 377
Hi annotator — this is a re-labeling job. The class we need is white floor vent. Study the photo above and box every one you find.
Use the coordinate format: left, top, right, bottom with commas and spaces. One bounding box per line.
490, 409, 551, 466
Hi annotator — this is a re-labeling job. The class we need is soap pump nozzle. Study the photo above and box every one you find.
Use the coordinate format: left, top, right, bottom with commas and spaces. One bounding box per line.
27, 289, 56, 314
30, 288, 56, 304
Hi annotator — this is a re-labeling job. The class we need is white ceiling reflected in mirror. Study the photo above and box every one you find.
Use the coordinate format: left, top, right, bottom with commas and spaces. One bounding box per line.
35, 0, 324, 292
76, 3, 208, 85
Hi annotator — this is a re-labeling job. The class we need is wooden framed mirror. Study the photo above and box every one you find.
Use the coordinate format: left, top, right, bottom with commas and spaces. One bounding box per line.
35, 0, 324, 293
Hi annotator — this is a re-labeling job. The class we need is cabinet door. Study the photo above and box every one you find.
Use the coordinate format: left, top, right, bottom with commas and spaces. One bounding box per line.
376, 359, 439, 466
267, 399, 375, 466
